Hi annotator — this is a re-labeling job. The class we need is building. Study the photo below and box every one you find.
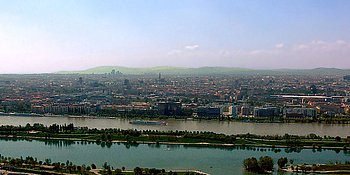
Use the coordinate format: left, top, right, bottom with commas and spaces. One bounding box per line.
229, 97, 237, 117
240, 105, 251, 116
344, 75, 350, 81
315, 103, 345, 116
43, 104, 98, 115
196, 107, 223, 119
78, 77, 83, 85
158, 102, 182, 116
229, 105, 237, 117
253, 107, 280, 118
283, 108, 317, 119
31, 105, 44, 113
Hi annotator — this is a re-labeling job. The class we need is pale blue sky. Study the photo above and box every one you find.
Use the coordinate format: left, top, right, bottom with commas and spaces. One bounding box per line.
0, 0, 350, 73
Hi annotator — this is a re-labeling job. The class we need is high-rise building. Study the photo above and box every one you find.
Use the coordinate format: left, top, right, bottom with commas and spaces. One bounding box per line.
344, 75, 350, 81
241, 105, 250, 116
78, 77, 83, 85
229, 96, 237, 117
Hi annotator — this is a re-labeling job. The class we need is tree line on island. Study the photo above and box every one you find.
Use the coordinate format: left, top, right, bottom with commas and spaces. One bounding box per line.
244, 156, 350, 174
243, 156, 274, 173
0, 123, 349, 149
243, 156, 291, 173
0, 154, 203, 175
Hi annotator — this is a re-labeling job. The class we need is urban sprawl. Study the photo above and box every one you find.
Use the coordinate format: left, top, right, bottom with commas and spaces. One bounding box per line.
1, 72, 350, 122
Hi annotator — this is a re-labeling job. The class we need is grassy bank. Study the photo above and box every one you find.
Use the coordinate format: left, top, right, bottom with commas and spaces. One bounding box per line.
0, 155, 207, 175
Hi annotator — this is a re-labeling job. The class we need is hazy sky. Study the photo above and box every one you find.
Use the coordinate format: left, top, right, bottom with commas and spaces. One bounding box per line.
0, 0, 350, 73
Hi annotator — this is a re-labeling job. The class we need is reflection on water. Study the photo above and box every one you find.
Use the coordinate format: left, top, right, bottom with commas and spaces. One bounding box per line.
44, 139, 75, 147
2, 137, 349, 155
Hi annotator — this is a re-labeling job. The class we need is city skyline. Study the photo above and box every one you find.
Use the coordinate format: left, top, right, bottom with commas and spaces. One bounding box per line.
1, 0, 350, 73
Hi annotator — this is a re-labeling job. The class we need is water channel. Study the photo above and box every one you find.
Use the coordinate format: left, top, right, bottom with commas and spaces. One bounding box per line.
1, 138, 349, 175
0, 116, 349, 137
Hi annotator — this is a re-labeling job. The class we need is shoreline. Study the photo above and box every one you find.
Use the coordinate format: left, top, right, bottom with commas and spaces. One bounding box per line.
280, 164, 350, 174
1, 160, 210, 175
1, 113, 350, 124
0, 169, 210, 175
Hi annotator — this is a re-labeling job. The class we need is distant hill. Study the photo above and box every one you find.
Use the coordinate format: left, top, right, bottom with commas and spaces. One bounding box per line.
272, 67, 350, 75
57, 66, 254, 75
57, 66, 350, 76
58, 66, 184, 75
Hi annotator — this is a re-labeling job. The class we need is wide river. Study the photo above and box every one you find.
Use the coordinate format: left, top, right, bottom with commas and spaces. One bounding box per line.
0, 116, 349, 137
1, 116, 350, 174
1, 138, 349, 175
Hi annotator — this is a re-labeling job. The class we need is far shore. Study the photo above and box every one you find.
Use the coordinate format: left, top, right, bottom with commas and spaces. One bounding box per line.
1, 112, 350, 125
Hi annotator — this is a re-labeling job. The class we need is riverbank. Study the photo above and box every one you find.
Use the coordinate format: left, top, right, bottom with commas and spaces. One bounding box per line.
243, 156, 350, 175
0, 168, 208, 175
281, 163, 350, 174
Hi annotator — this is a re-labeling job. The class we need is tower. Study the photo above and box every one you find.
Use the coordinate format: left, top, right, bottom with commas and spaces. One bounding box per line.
230, 96, 237, 117
78, 77, 83, 85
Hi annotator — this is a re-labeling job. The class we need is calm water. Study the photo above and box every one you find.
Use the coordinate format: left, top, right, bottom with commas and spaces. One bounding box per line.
0, 139, 349, 175
0, 116, 350, 137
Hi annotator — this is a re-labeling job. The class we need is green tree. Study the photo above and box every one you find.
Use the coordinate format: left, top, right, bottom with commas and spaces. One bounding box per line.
259, 156, 274, 171
335, 136, 341, 142
290, 159, 294, 164
277, 157, 288, 168
243, 157, 259, 172
44, 158, 51, 165
103, 162, 109, 170
134, 167, 143, 175
91, 163, 97, 169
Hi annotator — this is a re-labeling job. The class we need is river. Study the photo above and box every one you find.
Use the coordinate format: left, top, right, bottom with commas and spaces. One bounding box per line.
0, 116, 349, 137
0, 138, 349, 175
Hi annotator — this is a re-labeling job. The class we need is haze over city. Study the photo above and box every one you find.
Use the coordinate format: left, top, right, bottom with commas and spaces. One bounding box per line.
1, 0, 350, 73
